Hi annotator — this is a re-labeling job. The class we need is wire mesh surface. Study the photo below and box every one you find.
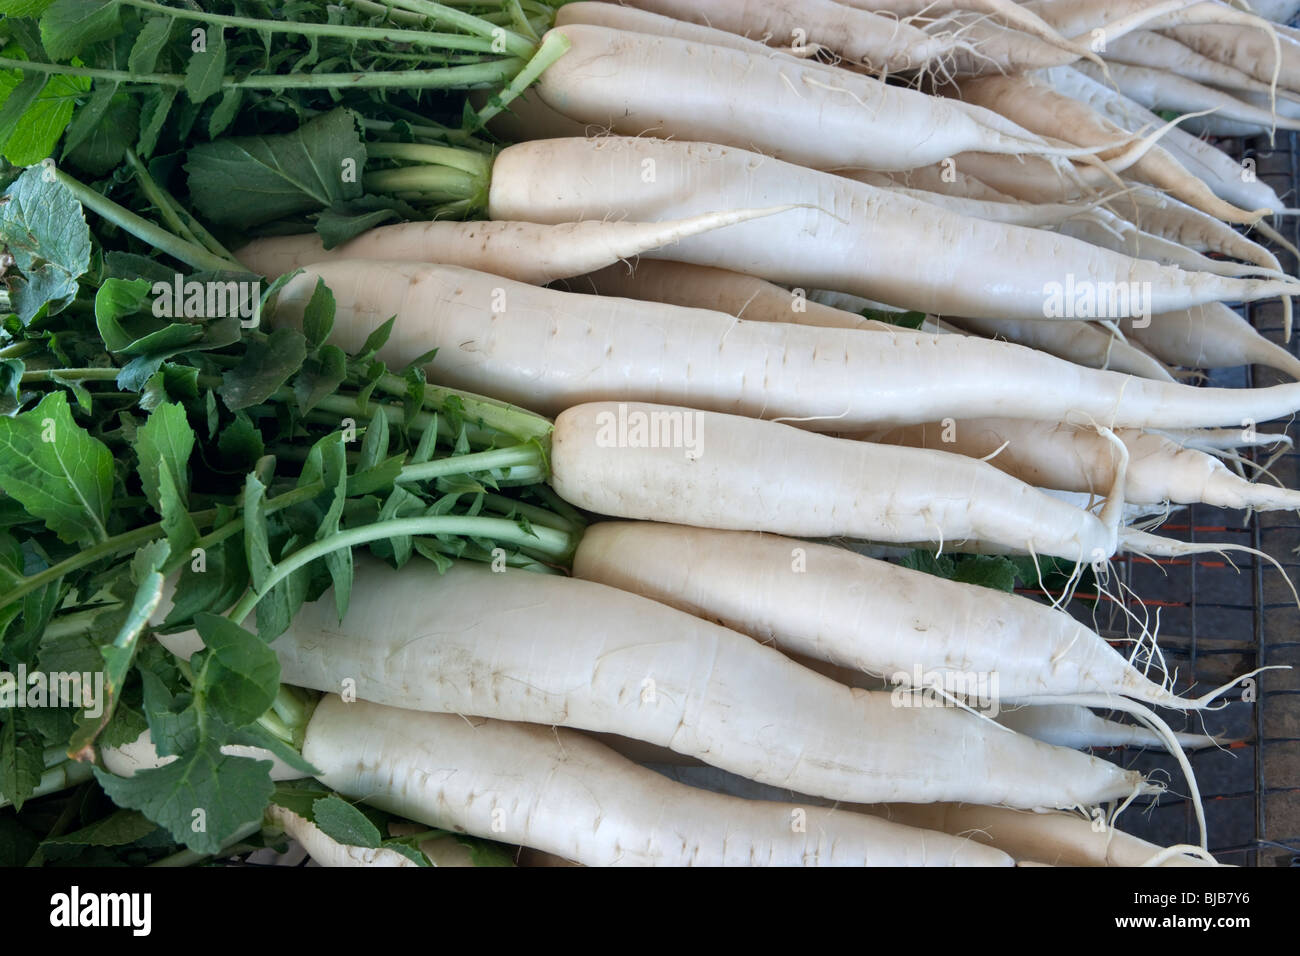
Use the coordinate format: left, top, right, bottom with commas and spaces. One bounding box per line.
1070, 134, 1300, 867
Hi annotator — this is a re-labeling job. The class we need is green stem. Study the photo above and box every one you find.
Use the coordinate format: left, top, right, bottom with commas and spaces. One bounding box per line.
0, 57, 522, 93
20, 366, 123, 384
365, 142, 492, 178
0, 340, 40, 359
118, 0, 504, 52
474, 29, 570, 127
365, 165, 480, 202
378, 0, 538, 58
123, 148, 203, 250
124, 148, 238, 263
0, 56, 182, 85
481, 491, 580, 534
52, 170, 241, 273
227, 514, 573, 625
229, 59, 524, 91
371, 371, 552, 444
396, 443, 541, 484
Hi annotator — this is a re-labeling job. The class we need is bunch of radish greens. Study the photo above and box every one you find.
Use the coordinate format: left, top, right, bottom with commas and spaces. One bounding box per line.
0, 162, 571, 863
4, 0, 1300, 868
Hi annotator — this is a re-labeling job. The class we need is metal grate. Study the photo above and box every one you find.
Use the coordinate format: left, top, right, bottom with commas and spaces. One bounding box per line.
1060, 131, 1300, 867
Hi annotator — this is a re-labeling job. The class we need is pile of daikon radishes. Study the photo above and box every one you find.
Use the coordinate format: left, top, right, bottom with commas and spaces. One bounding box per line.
115, 0, 1300, 867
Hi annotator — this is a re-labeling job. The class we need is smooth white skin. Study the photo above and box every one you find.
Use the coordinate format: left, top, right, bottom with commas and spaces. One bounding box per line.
231, 209, 791, 284
303, 697, 1015, 867
1120, 303, 1300, 379
569, 260, 895, 331
1028, 0, 1276, 41
940, 313, 1175, 381
655, 764, 1216, 865
1103, 30, 1283, 97
570, 521, 1180, 705
1245, 0, 1300, 21
863, 416, 1300, 509
1165, 23, 1300, 90
276, 558, 1143, 809
995, 704, 1220, 751
535, 25, 1076, 171
942, 151, 1283, 269
607, 0, 962, 70
1074, 61, 1300, 132
1036, 65, 1288, 214
272, 259, 1300, 431
486, 136, 1300, 319
551, 401, 1121, 561
955, 72, 1264, 222
1054, 216, 1265, 281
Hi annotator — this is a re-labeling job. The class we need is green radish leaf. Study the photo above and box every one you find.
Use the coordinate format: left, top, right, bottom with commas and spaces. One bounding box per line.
900, 549, 955, 580
192, 613, 279, 730
41, 809, 158, 848
242, 472, 273, 593
94, 277, 154, 342
68, 540, 169, 760
216, 411, 264, 470
185, 107, 366, 228
0, 0, 57, 16
128, 15, 172, 75
358, 405, 389, 472
0, 391, 113, 545
311, 795, 382, 849
301, 431, 350, 618
951, 555, 1019, 593
459, 836, 516, 867
0, 532, 23, 590
0, 358, 26, 416
138, 668, 197, 757
184, 25, 225, 103
0, 711, 44, 811
252, 562, 309, 643
218, 327, 308, 411
300, 277, 334, 349
64, 90, 139, 176
357, 316, 395, 360
97, 701, 148, 751
24, 704, 76, 750
207, 85, 241, 138
0, 73, 48, 150
315, 195, 418, 249
61, 79, 115, 156
156, 458, 199, 557
49, 368, 91, 413
136, 85, 177, 158
1, 71, 88, 166
39, 0, 122, 60
161, 532, 247, 629
411, 412, 439, 465
292, 344, 346, 415
135, 402, 195, 513
93, 743, 274, 855
0, 167, 92, 323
